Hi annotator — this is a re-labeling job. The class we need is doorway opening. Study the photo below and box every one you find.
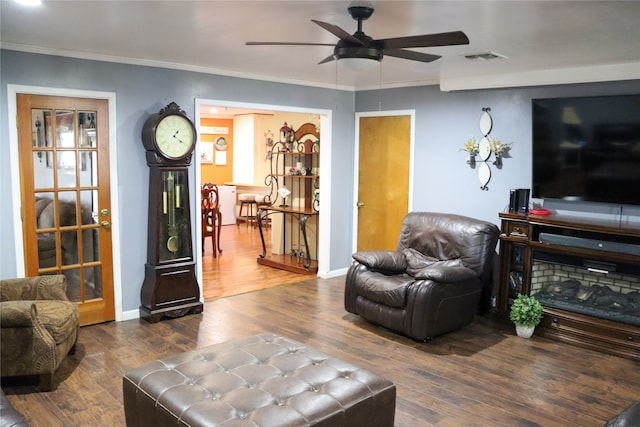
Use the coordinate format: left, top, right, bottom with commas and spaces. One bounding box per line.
194, 99, 331, 300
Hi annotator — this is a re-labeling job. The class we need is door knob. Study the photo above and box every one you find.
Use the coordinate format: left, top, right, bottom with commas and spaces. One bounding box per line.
101, 221, 111, 229
357, 201, 365, 208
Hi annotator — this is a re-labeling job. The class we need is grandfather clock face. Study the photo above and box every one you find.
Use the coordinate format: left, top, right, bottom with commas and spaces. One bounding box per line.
142, 101, 197, 166
155, 114, 196, 160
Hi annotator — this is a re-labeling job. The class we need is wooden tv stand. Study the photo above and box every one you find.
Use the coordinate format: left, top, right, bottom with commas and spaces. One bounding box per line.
497, 212, 640, 360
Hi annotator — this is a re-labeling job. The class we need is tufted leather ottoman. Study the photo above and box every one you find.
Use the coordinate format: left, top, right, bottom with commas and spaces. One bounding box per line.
123, 333, 395, 427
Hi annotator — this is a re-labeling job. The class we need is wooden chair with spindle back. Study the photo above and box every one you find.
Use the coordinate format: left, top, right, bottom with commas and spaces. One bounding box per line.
201, 183, 222, 257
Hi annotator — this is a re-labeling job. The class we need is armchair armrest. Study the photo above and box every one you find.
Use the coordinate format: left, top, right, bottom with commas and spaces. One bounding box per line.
352, 250, 407, 273
0, 301, 36, 327
403, 248, 477, 282
410, 265, 477, 282
0, 275, 68, 302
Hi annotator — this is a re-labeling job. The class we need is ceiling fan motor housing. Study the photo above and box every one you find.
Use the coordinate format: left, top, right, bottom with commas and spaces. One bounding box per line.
334, 45, 383, 62
334, 35, 382, 62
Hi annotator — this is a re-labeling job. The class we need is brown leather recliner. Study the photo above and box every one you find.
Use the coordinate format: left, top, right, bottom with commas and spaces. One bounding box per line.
345, 212, 500, 341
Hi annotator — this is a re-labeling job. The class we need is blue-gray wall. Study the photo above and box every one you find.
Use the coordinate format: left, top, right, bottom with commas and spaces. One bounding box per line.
2, 49, 639, 314
356, 81, 640, 225
0, 50, 355, 313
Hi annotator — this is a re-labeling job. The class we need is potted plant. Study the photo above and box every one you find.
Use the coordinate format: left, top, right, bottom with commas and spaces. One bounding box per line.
510, 294, 543, 338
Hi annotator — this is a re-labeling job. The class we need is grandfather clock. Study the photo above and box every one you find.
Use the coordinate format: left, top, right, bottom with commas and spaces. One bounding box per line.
140, 102, 203, 322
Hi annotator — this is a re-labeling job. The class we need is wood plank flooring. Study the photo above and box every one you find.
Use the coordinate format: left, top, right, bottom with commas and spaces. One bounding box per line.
201, 223, 311, 300
3, 226, 640, 426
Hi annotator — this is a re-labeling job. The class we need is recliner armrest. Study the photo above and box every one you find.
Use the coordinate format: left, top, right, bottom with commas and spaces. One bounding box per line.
410, 265, 477, 282
352, 250, 407, 273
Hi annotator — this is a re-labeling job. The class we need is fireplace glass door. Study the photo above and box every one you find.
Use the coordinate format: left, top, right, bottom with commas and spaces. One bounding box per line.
530, 250, 640, 327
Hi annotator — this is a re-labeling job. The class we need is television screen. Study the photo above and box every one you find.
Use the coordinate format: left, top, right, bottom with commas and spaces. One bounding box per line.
532, 94, 640, 206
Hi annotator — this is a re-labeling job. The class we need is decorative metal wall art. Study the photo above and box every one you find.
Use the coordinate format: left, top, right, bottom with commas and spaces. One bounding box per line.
461, 108, 512, 190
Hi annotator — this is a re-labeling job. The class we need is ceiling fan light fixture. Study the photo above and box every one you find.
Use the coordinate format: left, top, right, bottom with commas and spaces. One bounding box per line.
334, 46, 382, 62
338, 57, 381, 71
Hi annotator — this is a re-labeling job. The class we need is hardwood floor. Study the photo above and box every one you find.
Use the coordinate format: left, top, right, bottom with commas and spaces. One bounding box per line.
3, 227, 640, 426
201, 223, 312, 300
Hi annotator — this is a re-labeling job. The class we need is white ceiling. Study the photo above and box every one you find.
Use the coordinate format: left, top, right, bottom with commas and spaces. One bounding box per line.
1, 1, 639, 91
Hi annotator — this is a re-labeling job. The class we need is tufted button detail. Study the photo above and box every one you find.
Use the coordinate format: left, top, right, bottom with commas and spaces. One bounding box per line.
123, 333, 396, 427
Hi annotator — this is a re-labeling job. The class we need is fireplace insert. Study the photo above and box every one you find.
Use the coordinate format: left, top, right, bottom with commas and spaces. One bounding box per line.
531, 250, 640, 326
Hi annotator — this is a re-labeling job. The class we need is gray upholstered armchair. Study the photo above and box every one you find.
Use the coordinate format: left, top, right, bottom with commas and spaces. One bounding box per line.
345, 212, 500, 341
0, 275, 79, 391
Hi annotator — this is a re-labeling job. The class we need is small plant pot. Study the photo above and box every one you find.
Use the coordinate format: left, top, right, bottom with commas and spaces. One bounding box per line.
515, 325, 535, 338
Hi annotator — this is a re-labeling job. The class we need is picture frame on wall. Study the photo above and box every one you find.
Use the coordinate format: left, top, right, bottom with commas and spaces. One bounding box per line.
200, 142, 214, 164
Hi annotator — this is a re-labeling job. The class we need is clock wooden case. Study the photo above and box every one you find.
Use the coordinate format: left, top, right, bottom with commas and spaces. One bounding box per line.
140, 102, 203, 322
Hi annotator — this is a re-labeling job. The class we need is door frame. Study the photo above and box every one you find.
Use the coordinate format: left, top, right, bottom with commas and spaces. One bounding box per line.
194, 98, 333, 283
351, 110, 416, 250
7, 85, 124, 321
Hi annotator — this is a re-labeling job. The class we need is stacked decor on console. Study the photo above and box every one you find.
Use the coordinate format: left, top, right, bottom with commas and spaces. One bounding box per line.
509, 188, 530, 214
497, 211, 640, 360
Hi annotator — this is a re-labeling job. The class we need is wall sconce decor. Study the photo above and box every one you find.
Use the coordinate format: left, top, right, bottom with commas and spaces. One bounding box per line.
461, 136, 479, 165
462, 108, 513, 190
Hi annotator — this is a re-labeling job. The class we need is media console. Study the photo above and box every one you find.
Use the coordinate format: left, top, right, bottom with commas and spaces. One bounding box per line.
497, 212, 640, 360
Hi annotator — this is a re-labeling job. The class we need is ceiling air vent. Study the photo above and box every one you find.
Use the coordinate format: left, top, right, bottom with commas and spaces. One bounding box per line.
465, 52, 508, 61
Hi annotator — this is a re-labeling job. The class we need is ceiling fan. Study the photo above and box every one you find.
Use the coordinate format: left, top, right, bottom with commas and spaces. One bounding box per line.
246, 5, 469, 64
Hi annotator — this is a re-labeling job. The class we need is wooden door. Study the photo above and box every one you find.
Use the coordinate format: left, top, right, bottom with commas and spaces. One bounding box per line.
357, 115, 411, 251
17, 94, 114, 326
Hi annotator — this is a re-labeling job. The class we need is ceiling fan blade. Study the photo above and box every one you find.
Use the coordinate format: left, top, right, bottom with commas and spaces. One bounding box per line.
311, 19, 364, 46
246, 41, 335, 46
383, 49, 441, 63
318, 54, 336, 64
377, 31, 469, 49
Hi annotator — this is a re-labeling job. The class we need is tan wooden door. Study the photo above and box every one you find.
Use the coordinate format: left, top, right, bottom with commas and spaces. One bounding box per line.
357, 115, 411, 251
17, 94, 114, 326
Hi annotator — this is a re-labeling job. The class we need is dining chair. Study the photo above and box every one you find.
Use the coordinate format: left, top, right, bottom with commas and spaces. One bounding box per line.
201, 183, 222, 257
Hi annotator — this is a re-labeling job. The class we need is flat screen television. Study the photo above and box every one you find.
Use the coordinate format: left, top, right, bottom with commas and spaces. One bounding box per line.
532, 94, 640, 206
